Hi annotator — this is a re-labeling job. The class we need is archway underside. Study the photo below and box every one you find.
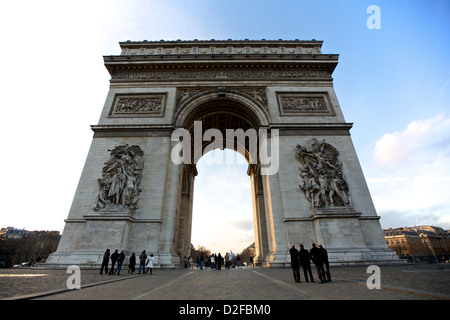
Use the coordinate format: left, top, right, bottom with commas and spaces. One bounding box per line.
185, 99, 261, 163
174, 98, 268, 263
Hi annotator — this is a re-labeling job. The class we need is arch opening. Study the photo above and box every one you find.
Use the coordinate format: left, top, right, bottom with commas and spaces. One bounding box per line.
173, 97, 270, 265
190, 149, 255, 259
183, 98, 263, 164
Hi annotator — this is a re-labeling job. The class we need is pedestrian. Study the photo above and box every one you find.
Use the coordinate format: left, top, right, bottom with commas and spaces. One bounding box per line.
138, 250, 147, 274
318, 243, 331, 282
200, 253, 204, 269
100, 249, 110, 275
289, 244, 301, 283
217, 253, 222, 270
146, 254, 155, 275
249, 256, 254, 268
109, 249, 119, 275
115, 250, 125, 275
225, 253, 230, 269
236, 255, 241, 268
310, 243, 326, 283
210, 254, 216, 269
128, 253, 136, 274
298, 244, 314, 282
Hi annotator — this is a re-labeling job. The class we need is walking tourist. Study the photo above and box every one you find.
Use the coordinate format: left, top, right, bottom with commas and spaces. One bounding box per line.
115, 250, 125, 275
109, 249, 119, 275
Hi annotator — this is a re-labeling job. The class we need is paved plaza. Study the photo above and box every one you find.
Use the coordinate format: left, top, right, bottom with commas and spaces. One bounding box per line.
1, 263, 449, 301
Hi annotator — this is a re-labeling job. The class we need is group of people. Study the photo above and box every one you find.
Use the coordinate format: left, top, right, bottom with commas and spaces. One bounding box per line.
289, 243, 331, 284
196, 252, 243, 270
100, 249, 155, 275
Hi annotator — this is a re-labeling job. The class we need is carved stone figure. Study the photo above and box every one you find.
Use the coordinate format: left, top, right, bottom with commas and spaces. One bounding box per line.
296, 139, 351, 207
93, 144, 144, 213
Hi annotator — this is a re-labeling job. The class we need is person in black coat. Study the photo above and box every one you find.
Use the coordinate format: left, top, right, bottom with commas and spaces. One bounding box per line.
318, 243, 331, 282
100, 249, 110, 275
289, 244, 301, 283
128, 253, 136, 273
310, 243, 326, 283
298, 244, 314, 282
109, 249, 119, 275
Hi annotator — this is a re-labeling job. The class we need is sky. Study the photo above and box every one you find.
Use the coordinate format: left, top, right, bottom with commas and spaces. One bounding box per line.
0, 0, 449, 256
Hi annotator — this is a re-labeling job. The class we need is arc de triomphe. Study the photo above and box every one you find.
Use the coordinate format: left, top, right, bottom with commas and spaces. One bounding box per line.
47, 40, 398, 267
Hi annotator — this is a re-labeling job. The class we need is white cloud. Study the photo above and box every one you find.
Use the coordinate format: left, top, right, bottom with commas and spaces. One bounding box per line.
373, 115, 450, 166
367, 114, 450, 229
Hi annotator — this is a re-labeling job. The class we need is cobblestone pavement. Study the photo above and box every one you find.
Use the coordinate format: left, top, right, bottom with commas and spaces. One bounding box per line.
1, 263, 449, 301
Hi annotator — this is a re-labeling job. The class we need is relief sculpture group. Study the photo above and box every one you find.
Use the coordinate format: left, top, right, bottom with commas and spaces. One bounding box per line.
296, 139, 351, 208
93, 144, 144, 213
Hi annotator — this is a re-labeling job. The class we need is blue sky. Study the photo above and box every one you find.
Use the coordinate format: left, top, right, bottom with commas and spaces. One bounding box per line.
0, 1, 449, 255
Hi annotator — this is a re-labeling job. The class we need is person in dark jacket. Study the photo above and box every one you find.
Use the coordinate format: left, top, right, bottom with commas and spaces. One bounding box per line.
100, 249, 110, 275
115, 250, 125, 275
128, 253, 136, 273
289, 244, 301, 283
109, 249, 119, 275
138, 250, 147, 274
298, 244, 314, 282
310, 243, 326, 283
318, 243, 331, 282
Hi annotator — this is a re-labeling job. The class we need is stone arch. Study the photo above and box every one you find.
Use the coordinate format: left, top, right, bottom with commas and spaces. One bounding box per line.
172, 94, 272, 263
174, 88, 270, 129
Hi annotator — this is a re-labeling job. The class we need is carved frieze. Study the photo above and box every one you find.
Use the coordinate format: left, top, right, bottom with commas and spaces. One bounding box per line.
277, 92, 334, 116
93, 144, 144, 214
111, 70, 331, 82
109, 94, 166, 117
175, 87, 268, 110
295, 139, 351, 208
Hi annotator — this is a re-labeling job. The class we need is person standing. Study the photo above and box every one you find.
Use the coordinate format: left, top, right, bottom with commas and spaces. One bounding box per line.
298, 244, 314, 282
217, 253, 222, 270
100, 249, 110, 275
318, 243, 331, 282
310, 243, 326, 283
289, 244, 301, 283
109, 249, 119, 275
138, 250, 147, 274
210, 254, 216, 269
200, 253, 204, 270
225, 253, 230, 269
128, 253, 136, 274
115, 250, 125, 275
146, 254, 155, 275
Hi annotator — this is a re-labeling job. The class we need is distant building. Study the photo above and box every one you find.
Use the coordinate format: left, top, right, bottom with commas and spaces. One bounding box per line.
0, 227, 28, 239
384, 225, 450, 263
